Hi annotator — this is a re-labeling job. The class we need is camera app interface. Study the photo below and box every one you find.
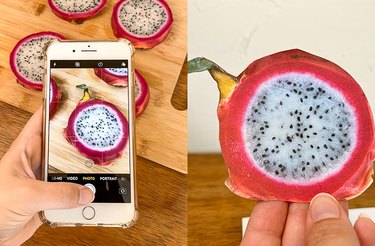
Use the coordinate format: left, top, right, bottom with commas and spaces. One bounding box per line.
48, 60, 131, 203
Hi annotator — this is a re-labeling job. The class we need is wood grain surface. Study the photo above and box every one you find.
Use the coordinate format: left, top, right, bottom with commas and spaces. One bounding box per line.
0, 0, 187, 173
0, 101, 187, 245
188, 154, 375, 245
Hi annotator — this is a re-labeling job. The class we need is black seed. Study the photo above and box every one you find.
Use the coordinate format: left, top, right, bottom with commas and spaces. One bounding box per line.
253, 149, 258, 153
306, 115, 310, 119
324, 144, 328, 149
313, 132, 317, 135
287, 81, 291, 85
328, 138, 332, 142
287, 136, 292, 142
278, 164, 282, 168
314, 167, 319, 172
304, 128, 307, 131
307, 162, 310, 165
290, 124, 293, 129
286, 93, 290, 97
262, 154, 267, 158
302, 167, 305, 171
289, 155, 292, 159
310, 145, 314, 148
306, 87, 314, 91
325, 154, 329, 157
297, 116, 301, 121
260, 127, 264, 130
257, 143, 261, 147
339, 124, 343, 127
254, 109, 258, 113
330, 157, 334, 161
272, 137, 276, 140
312, 155, 315, 159
319, 116, 323, 119
272, 150, 275, 153
325, 109, 329, 113
280, 101, 283, 105
295, 110, 298, 114
300, 134, 304, 138
342, 145, 345, 148
300, 98, 303, 102
293, 149, 296, 153
309, 107, 313, 111
265, 148, 269, 152
275, 171, 279, 175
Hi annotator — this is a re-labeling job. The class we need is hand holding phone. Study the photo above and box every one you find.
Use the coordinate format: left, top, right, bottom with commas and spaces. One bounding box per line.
41, 40, 137, 227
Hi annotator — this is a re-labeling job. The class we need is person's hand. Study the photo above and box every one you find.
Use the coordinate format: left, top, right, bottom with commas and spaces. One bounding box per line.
0, 108, 94, 245
241, 193, 375, 246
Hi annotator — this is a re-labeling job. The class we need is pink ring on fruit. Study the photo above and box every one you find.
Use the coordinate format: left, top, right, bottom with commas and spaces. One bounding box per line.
111, 0, 173, 49
9, 32, 65, 91
48, 0, 107, 23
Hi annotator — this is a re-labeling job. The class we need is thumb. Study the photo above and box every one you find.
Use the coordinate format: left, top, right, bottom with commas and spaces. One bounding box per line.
27, 181, 94, 212
306, 193, 359, 246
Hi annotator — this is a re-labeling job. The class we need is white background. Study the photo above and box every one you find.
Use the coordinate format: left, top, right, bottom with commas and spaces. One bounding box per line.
188, 0, 375, 153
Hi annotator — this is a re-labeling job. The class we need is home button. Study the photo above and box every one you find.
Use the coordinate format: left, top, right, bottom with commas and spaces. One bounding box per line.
82, 206, 95, 220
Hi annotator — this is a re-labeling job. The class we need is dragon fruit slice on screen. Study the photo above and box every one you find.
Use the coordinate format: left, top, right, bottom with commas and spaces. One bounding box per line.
64, 84, 129, 166
94, 68, 150, 117
188, 49, 375, 202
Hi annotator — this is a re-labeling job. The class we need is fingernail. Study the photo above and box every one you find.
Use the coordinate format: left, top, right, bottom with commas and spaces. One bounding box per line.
79, 188, 94, 205
310, 193, 340, 222
359, 213, 373, 221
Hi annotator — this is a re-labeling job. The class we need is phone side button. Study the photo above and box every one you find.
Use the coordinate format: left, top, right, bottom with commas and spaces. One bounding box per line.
82, 206, 95, 220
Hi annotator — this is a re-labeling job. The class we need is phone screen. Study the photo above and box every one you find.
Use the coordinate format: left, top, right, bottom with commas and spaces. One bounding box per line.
48, 60, 131, 203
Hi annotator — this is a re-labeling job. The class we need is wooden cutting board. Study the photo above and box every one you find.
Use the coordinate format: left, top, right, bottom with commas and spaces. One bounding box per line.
0, 0, 187, 173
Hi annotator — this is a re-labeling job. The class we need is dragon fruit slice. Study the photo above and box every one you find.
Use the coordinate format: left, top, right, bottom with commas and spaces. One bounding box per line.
111, 0, 173, 49
94, 68, 150, 117
48, 0, 107, 23
9, 32, 65, 91
49, 77, 62, 119
64, 84, 128, 166
188, 49, 375, 202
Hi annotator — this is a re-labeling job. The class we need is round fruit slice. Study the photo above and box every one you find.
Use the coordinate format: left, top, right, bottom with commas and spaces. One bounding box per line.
111, 0, 173, 49
188, 49, 375, 202
64, 84, 128, 166
48, 0, 107, 23
94, 68, 150, 117
9, 32, 65, 90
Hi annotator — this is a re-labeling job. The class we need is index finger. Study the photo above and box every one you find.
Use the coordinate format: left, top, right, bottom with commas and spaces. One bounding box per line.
241, 200, 288, 246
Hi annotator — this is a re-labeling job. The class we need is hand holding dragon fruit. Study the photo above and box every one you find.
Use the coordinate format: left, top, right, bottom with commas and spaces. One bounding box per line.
188, 49, 375, 202
64, 84, 129, 166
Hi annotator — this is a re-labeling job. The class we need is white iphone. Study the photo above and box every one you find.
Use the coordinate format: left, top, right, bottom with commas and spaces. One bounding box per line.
41, 40, 138, 227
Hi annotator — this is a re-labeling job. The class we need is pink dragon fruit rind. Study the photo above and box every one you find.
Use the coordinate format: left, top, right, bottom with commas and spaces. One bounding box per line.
94, 68, 128, 87
94, 68, 150, 116
111, 0, 173, 49
64, 99, 129, 166
48, 0, 107, 22
134, 70, 150, 117
9, 32, 65, 91
49, 77, 62, 119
